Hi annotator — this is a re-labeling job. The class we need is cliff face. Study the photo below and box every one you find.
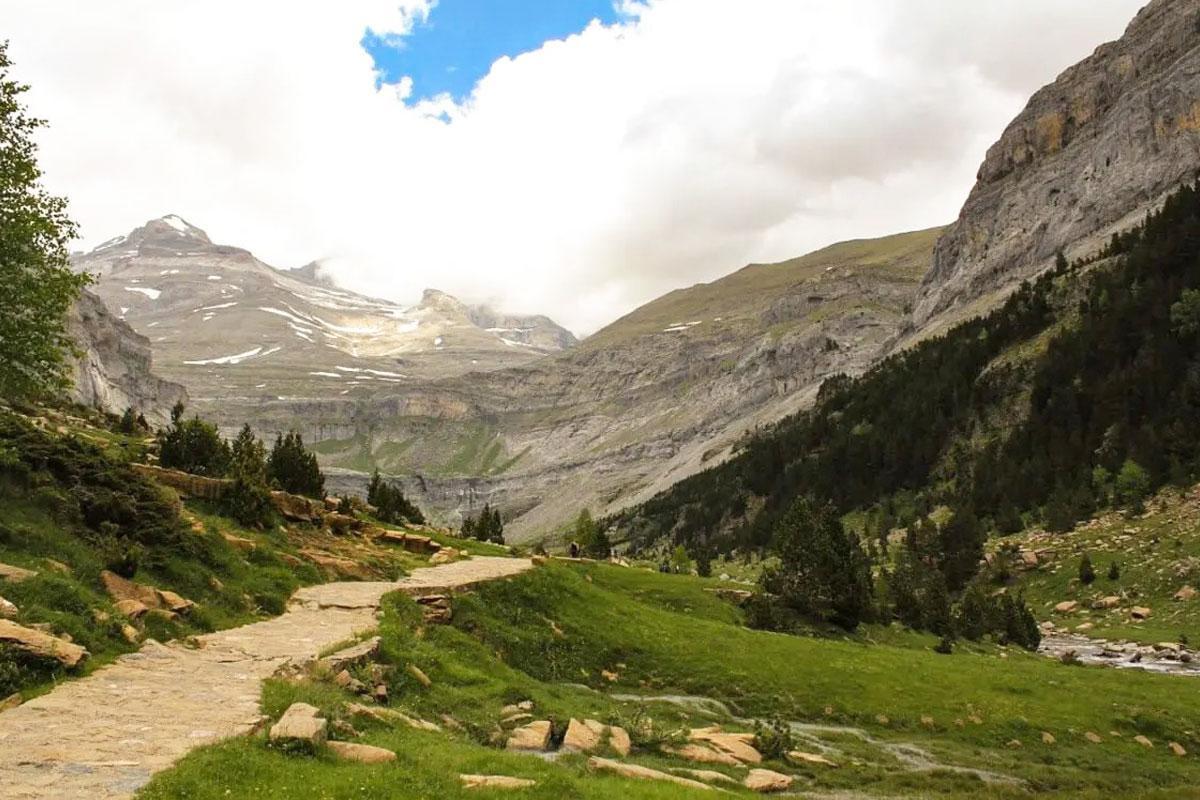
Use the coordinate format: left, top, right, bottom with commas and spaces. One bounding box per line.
915, 0, 1200, 330
68, 289, 187, 426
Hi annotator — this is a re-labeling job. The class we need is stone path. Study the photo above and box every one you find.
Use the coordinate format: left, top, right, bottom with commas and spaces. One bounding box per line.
0, 557, 533, 800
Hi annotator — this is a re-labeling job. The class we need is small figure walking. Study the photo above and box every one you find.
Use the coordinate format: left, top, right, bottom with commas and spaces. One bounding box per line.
569, 541, 580, 559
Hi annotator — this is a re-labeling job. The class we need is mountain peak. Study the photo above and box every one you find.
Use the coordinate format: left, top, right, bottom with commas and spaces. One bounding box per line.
90, 215, 212, 256
419, 288, 471, 316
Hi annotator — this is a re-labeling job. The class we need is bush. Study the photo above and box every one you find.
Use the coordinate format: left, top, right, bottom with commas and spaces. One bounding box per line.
1079, 553, 1096, 586
752, 717, 795, 760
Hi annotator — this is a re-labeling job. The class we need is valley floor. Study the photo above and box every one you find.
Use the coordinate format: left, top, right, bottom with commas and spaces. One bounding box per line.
133, 562, 1200, 800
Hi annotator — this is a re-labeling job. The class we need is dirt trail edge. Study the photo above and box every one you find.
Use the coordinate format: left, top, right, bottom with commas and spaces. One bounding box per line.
0, 557, 534, 800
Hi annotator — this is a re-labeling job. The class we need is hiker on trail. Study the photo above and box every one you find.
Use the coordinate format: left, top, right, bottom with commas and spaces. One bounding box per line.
569, 541, 580, 559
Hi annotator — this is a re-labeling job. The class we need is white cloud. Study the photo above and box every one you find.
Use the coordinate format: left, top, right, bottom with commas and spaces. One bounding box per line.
4, 0, 1145, 335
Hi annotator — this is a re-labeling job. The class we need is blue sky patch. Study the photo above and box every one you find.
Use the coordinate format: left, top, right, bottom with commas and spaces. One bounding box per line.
363, 0, 623, 101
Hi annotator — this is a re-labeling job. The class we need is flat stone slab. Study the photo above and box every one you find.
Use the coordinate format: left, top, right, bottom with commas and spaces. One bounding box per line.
589, 757, 712, 790
461, 774, 537, 790
327, 741, 395, 764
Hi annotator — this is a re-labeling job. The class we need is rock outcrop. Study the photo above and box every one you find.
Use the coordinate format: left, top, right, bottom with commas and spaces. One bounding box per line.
914, 0, 1200, 331
0, 619, 88, 667
67, 289, 187, 427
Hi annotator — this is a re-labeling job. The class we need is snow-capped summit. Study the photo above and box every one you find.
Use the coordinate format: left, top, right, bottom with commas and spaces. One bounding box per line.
70, 215, 577, 430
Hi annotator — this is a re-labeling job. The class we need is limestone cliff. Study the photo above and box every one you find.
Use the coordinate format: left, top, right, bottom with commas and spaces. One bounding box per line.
915, 0, 1200, 332
68, 289, 187, 426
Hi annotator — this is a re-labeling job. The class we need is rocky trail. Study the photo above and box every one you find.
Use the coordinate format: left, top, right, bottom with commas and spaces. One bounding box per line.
0, 557, 533, 800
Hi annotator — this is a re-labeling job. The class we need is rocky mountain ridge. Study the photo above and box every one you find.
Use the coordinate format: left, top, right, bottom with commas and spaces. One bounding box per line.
913, 0, 1200, 335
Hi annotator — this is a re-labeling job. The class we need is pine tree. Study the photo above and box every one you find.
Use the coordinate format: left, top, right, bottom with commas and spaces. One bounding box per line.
222, 424, 272, 527
938, 505, 986, 592
1107, 561, 1121, 581
157, 402, 230, 477
367, 469, 425, 526
760, 497, 873, 630
268, 431, 325, 499
1079, 553, 1096, 586
0, 42, 92, 402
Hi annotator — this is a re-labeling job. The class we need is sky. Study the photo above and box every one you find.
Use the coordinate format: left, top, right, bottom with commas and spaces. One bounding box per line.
4, 0, 1147, 335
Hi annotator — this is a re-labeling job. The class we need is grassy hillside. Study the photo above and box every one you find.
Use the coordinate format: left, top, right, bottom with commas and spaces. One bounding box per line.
141, 562, 1200, 799
584, 227, 941, 350
1000, 485, 1200, 647
0, 407, 427, 699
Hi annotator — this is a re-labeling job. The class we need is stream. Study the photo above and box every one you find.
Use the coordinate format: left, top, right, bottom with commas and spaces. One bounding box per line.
1038, 633, 1200, 676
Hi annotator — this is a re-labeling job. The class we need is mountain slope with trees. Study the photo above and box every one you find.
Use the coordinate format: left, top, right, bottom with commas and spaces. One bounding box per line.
611, 182, 1200, 631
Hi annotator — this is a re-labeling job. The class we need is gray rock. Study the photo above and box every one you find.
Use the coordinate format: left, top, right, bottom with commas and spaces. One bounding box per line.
915, 0, 1200, 331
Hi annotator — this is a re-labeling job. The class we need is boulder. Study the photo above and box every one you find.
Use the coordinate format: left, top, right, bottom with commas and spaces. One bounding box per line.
320, 637, 382, 673
1054, 601, 1079, 613
0, 620, 88, 668
1018, 550, 1039, 569
1041, 732, 1056, 745
269, 703, 327, 748
506, 720, 552, 752
120, 624, 141, 644
323, 497, 342, 513
157, 590, 195, 614
327, 741, 396, 764
788, 751, 838, 767
690, 730, 762, 764
1169, 742, 1187, 757
1084, 731, 1104, 744
1134, 735, 1154, 748
1130, 606, 1152, 620
324, 513, 357, 535
562, 718, 602, 753
460, 775, 538, 790
588, 757, 712, 790
0, 563, 36, 583
1174, 585, 1197, 602
270, 491, 323, 523
0, 596, 17, 619
115, 599, 149, 619
102, 571, 159, 606
744, 769, 794, 793
609, 725, 632, 757
1092, 596, 1121, 610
